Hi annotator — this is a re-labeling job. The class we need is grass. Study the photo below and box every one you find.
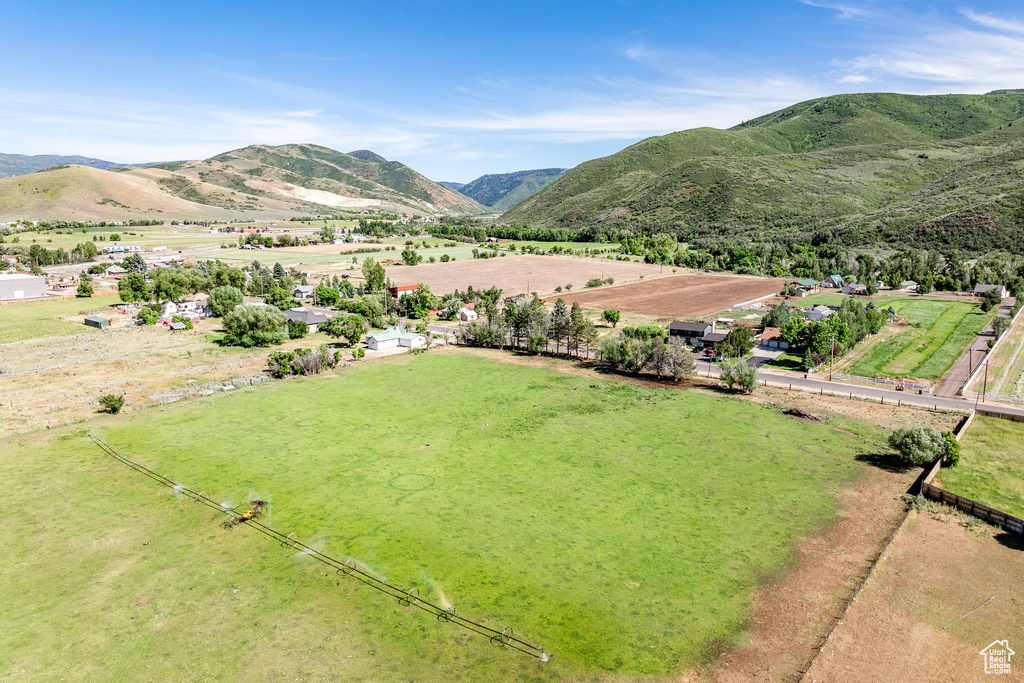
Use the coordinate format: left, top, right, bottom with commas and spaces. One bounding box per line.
981, 310, 1024, 398
940, 415, 1024, 519
0, 352, 883, 679
765, 352, 805, 370
844, 298, 991, 380
0, 294, 120, 343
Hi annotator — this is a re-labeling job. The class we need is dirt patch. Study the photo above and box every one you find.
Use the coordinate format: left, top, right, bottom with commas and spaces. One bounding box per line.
385, 254, 666, 295
555, 273, 784, 319
806, 511, 1024, 682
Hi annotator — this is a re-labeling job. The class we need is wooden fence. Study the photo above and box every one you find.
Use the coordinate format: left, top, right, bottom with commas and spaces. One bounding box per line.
919, 483, 1024, 534
917, 409, 1024, 535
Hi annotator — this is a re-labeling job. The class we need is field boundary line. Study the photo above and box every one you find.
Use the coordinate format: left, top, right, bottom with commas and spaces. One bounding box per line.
797, 502, 914, 681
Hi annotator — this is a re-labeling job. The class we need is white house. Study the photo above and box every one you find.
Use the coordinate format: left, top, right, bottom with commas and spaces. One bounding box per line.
293, 285, 315, 299
974, 283, 1009, 298
365, 326, 427, 351
457, 307, 478, 321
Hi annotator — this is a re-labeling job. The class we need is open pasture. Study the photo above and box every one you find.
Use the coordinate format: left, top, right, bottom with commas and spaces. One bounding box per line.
0, 293, 120, 344
386, 253, 663, 295
554, 273, 784, 319
940, 415, 1024, 519
0, 352, 884, 680
976, 308, 1024, 399
844, 298, 990, 381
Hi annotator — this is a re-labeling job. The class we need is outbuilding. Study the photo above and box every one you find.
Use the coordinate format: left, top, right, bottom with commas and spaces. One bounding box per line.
974, 283, 1009, 298
457, 307, 478, 321
0, 273, 47, 301
365, 326, 427, 351
84, 316, 110, 329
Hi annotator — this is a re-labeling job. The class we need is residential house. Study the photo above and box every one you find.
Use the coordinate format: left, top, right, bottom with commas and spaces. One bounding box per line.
285, 307, 329, 333
900, 280, 918, 292
806, 305, 834, 321
293, 285, 315, 299
458, 307, 478, 321
388, 285, 420, 299
700, 331, 728, 351
365, 326, 428, 351
760, 327, 789, 350
841, 283, 867, 295
974, 283, 1009, 298
105, 265, 128, 277
178, 292, 211, 317
822, 274, 845, 288
667, 320, 714, 345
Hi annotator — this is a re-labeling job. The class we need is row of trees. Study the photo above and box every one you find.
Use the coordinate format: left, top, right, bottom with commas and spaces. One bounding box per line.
460, 298, 599, 357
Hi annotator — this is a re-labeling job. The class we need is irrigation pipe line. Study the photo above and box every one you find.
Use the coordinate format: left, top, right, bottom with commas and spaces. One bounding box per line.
89, 435, 548, 662
943, 597, 995, 630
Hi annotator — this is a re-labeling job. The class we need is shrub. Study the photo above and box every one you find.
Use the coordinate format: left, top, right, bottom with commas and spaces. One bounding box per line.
888, 427, 945, 467
287, 319, 307, 339
266, 346, 340, 378
585, 278, 604, 288
76, 281, 93, 297
942, 431, 962, 468
137, 306, 159, 325
526, 333, 549, 354
719, 358, 757, 393
99, 393, 125, 414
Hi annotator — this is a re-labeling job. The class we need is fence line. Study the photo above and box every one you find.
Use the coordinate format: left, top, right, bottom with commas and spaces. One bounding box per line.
920, 483, 1024, 535
831, 373, 934, 393
962, 299, 1024, 394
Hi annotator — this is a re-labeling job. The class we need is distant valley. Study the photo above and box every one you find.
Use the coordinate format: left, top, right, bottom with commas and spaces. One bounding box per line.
446, 168, 568, 212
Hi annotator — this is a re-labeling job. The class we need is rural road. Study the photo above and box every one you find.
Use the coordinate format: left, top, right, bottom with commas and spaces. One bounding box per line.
697, 358, 1024, 420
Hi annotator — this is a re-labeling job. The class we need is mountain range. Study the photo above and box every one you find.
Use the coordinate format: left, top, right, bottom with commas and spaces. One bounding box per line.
0, 153, 124, 178
0, 144, 483, 221
445, 168, 568, 211
502, 92, 1024, 253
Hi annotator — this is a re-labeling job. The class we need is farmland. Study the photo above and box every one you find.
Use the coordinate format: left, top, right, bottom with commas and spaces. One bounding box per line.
0, 292, 119, 344
973, 308, 1024, 399
385, 253, 663, 296
554, 273, 784, 319
836, 297, 991, 381
941, 415, 1024, 519
0, 351, 891, 680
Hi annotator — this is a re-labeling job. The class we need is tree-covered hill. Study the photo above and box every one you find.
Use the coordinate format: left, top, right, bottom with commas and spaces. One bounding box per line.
455, 168, 568, 211
501, 92, 1024, 253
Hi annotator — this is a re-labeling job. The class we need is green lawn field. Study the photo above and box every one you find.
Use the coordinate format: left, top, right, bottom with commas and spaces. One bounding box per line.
941, 416, 1024, 519
0, 352, 884, 680
845, 298, 990, 380
0, 294, 119, 343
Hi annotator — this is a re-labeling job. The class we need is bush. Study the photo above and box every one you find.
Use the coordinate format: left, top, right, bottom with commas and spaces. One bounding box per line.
942, 431, 962, 468
585, 278, 604, 288
719, 358, 757, 393
99, 393, 125, 414
287, 319, 307, 339
76, 281, 93, 297
136, 307, 157, 325
526, 333, 548, 354
266, 345, 340, 378
222, 305, 286, 347
888, 427, 945, 467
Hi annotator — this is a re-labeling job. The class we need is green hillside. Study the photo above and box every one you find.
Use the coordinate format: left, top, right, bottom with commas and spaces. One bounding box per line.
456, 168, 568, 211
502, 92, 1024, 253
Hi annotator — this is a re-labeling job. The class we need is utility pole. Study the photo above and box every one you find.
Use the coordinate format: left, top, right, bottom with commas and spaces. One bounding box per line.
829, 335, 835, 382
982, 360, 989, 403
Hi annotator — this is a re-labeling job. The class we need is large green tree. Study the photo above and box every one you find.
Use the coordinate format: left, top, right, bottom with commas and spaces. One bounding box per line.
222, 305, 286, 347
208, 285, 244, 317
361, 258, 387, 292
118, 273, 149, 303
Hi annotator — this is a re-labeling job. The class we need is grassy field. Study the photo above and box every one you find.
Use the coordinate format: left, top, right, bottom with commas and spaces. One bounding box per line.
0, 293, 121, 343
940, 416, 1024, 518
841, 298, 990, 380
0, 352, 885, 680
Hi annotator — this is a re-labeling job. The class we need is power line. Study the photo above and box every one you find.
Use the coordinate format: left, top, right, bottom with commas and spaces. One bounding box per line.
89, 435, 548, 662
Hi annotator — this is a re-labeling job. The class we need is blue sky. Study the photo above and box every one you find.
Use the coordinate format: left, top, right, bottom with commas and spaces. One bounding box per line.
3, 0, 1024, 181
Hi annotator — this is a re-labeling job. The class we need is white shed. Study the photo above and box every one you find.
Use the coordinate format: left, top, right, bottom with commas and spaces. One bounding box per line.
365, 326, 428, 351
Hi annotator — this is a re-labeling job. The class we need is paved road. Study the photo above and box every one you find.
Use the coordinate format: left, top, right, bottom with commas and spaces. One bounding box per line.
696, 358, 1024, 419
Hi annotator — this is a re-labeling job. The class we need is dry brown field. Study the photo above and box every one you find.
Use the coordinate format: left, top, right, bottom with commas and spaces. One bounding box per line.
555, 272, 785, 319
385, 254, 665, 295
806, 511, 1024, 682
